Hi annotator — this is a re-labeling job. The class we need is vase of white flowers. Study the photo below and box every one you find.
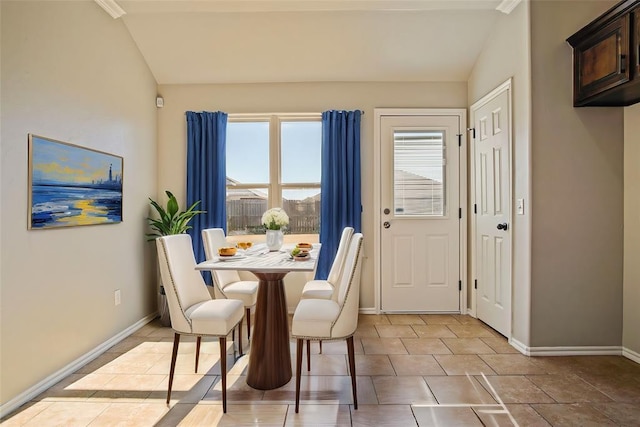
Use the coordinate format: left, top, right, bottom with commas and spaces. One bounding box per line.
262, 207, 289, 251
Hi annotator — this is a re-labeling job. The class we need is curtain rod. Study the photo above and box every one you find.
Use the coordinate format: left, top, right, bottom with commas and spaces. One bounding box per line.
325, 110, 365, 115
222, 110, 364, 116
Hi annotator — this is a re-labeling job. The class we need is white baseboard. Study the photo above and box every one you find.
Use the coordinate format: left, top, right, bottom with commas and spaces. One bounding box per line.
509, 338, 623, 356
0, 312, 158, 418
289, 307, 378, 315
623, 346, 640, 364
508, 337, 529, 354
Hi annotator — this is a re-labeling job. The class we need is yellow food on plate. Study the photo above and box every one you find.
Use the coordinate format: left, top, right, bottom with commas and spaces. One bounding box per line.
237, 242, 253, 250
218, 247, 237, 257
296, 242, 312, 249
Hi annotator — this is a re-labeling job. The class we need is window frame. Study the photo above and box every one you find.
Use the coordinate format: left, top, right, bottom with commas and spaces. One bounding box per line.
226, 113, 322, 235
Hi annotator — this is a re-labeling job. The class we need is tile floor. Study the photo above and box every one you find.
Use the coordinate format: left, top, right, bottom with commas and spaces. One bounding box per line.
2, 314, 640, 426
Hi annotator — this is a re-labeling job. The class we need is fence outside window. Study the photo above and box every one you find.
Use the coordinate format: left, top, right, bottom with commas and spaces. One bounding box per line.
227, 198, 320, 235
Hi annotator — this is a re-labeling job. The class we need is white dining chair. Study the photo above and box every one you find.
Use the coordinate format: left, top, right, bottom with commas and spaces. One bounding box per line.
156, 234, 244, 413
202, 228, 259, 340
291, 233, 364, 413
299, 226, 354, 365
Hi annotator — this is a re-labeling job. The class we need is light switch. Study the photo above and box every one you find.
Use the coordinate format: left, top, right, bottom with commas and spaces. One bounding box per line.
516, 198, 524, 215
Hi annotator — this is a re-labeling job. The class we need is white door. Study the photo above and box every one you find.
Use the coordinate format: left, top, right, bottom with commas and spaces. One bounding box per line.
472, 83, 512, 337
380, 115, 461, 312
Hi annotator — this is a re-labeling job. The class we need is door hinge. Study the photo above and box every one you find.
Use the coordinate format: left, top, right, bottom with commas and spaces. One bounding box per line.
459, 208, 462, 219
459, 280, 462, 291
474, 279, 477, 289
457, 134, 462, 147
474, 203, 477, 214
468, 127, 476, 139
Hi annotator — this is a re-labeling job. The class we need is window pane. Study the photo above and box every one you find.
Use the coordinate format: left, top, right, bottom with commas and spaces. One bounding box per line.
394, 130, 445, 216
281, 121, 321, 184
227, 122, 269, 184
283, 188, 320, 234
226, 187, 268, 235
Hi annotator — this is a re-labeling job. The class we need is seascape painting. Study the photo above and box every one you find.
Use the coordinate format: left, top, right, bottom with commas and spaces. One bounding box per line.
28, 134, 123, 229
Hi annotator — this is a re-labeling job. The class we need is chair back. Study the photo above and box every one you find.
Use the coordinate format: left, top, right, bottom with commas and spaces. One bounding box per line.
330, 233, 364, 338
156, 234, 212, 334
201, 228, 242, 290
326, 227, 354, 285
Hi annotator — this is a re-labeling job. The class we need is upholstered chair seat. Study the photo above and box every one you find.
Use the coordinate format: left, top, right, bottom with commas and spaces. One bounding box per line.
185, 300, 244, 335
299, 281, 334, 299
217, 281, 258, 307
291, 299, 341, 338
300, 227, 354, 300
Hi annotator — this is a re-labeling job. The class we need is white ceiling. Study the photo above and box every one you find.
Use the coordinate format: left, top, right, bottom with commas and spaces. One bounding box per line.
103, 0, 512, 85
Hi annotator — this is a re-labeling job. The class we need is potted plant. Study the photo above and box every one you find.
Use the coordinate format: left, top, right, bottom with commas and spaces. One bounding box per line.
147, 190, 205, 325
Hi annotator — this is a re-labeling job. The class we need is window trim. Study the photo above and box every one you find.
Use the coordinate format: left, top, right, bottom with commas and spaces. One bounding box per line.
226, 113, 322, 234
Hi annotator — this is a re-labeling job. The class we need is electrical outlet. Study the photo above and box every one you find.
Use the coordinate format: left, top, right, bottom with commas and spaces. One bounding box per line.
114, 289, 121, 306
516, 198, 525, 215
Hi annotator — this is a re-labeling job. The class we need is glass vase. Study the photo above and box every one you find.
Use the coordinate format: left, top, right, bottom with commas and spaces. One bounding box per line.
266, 229, 284, 251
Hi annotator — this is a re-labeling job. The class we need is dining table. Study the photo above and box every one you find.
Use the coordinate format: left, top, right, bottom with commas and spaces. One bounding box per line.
195, 243, 321, 390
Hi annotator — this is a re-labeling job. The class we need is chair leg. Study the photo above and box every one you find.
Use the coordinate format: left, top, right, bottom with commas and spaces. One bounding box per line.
346, 336, 358, 410
295, 338, 303, 413
246, 307, 251, 339
238, 318, 243, 357
319, 340, 323, 354
195, 336, 202, 373
167, 333, 181, 405
219, 336, 228, 413
306, 340, 311, 371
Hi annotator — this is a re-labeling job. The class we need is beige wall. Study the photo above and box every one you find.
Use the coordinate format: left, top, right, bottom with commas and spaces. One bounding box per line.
0, 1, 158, 407
624, 103, 640, 357
156, 82, 467, 310
530, 0, 623, 347
467, 1, 531, 345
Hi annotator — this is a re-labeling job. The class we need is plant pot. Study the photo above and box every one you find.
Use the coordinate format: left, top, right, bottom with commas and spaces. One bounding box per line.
266, 229, 284, 251
158, 287, 171, 327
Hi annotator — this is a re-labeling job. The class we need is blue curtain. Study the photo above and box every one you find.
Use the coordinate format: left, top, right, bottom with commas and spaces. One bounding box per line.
316, 110, 362, 279
186, 111, 228, 285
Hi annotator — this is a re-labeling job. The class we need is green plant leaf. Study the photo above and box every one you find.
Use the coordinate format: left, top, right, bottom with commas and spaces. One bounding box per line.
166, 191, 179, 218
146, 190, 206, 239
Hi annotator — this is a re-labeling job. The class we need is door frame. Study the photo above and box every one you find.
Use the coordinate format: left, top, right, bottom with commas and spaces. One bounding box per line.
373, 108, 468, 313
469, 79, 513, 333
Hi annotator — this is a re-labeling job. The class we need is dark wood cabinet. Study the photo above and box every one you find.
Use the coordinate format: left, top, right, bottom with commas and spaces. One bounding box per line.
567, 0, 640, 107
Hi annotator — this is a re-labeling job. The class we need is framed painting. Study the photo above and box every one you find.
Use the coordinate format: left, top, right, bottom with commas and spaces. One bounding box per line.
28, 134, 123, 229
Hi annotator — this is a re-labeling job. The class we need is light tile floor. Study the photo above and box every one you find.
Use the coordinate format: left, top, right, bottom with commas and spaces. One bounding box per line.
2, 314, 640, 426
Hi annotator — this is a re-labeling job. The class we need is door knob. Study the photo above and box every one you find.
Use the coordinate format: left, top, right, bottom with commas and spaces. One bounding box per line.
497, 223, 508, 231
383, 221, 391, 229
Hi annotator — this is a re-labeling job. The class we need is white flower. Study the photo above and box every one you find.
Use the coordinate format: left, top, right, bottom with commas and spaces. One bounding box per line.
262, 207, 289, 230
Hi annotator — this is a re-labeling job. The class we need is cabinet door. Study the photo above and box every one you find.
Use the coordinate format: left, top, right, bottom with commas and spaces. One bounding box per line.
573, 14, 630, 106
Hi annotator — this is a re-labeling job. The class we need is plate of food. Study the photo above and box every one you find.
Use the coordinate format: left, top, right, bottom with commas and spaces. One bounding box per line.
290, 247, 311, 261
217, 247, 245, 260
217, 253, 246, 261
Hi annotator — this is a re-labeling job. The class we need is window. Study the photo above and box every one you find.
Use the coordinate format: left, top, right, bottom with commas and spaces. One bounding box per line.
226, 114, 322, 236
393, 129, 446, 216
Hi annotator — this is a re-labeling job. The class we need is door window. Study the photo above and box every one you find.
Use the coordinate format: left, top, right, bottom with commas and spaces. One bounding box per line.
393, 130, 446, 216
